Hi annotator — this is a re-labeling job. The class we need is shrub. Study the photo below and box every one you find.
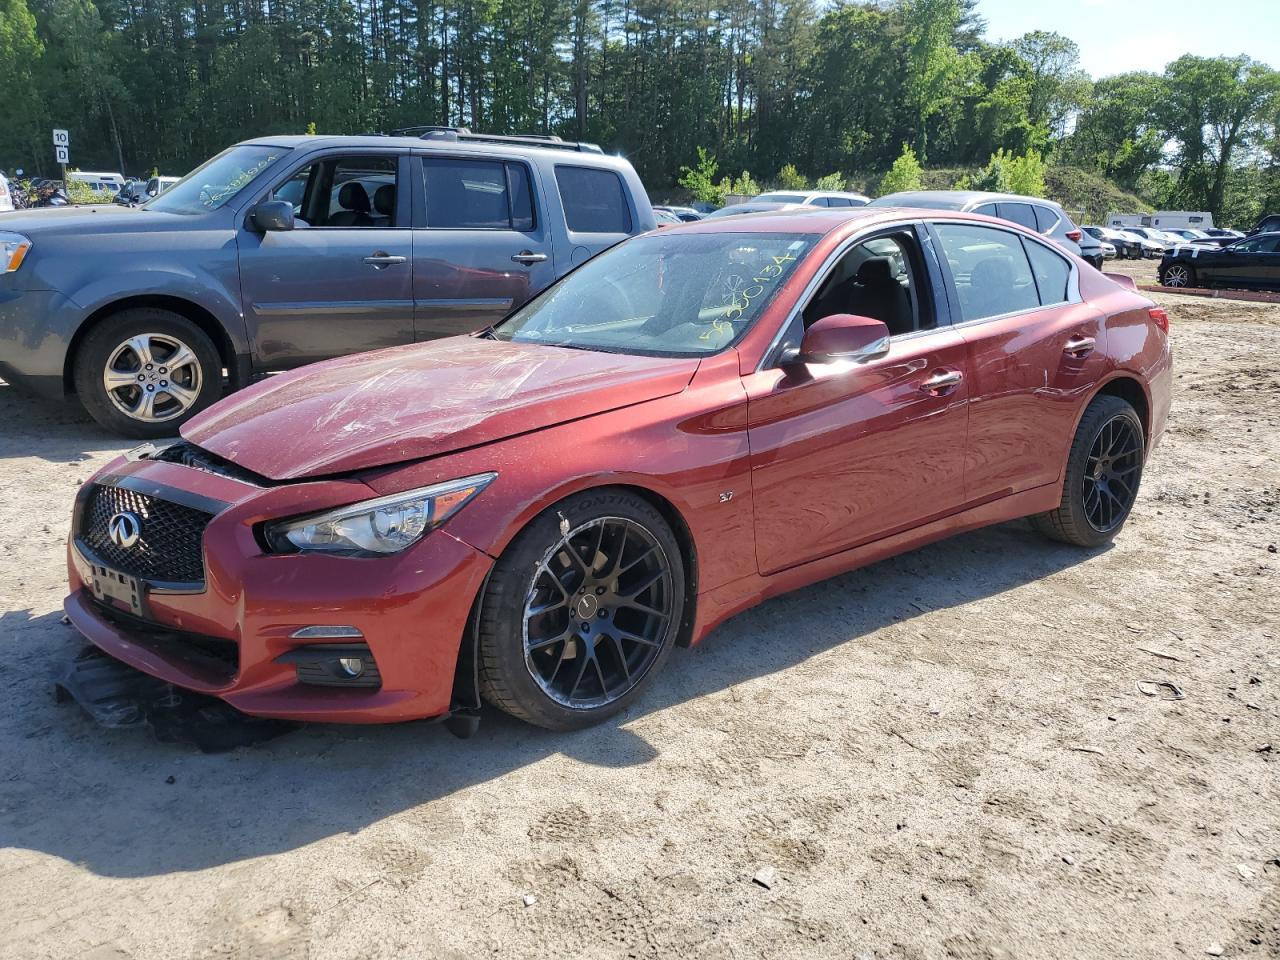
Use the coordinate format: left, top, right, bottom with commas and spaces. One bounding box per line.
815, 172, 845, 191
678, 146, 727, 205
776, 163, 807, 189
877, 143, 924, 195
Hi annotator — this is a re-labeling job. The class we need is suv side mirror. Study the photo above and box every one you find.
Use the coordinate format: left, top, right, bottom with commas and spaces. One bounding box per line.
253, 200, 295, 233
793, 313, 891, 364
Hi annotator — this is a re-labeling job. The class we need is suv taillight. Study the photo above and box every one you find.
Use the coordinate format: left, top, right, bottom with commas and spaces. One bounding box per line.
1149, 307, 1169, 333
1066, 229, 1083, 243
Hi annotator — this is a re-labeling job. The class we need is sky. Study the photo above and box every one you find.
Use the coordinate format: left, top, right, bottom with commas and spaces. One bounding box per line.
976, 0, 1280, 79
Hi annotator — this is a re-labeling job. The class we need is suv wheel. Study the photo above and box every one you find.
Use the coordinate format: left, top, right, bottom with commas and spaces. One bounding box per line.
1032, 395, 1144, 548
477, 489, 685, 730
1160, 263, 1194, 288
73, 309, 222, 438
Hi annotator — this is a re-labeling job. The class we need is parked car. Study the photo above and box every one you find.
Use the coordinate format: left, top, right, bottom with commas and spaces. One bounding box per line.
653, 205, 703, 222
1250, 214, 1280, 236
0, 171, 12, 213
870, 190, 1086, 259
112, 179, 147, 205
754, 189, 870, 207
66, 171, 126, 198
1085, 226, 1142, 260
704, 201, 807, 218
1165, 228, 1236, 249
1205, 227, 1245, 240
1159, 232, 1280, 290
0, 128, 655, 437
62, 206, 1171, 733
652, 208, 684, 227
1076, 229, 1109, 270
1122, 227, 1177, 254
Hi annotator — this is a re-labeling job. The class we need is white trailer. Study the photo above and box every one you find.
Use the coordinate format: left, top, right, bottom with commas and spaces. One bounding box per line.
1149, 210, 1214, 230
1106, 212, 1148, 229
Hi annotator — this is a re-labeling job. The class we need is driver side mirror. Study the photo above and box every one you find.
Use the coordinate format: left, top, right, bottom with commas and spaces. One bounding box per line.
252, 199, 295, 233
790, 313, 891, 364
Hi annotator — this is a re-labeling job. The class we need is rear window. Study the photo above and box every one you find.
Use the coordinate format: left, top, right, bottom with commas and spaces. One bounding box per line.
422, 158, 535, 230
1033, 204, 1060, 234
1024, 240, 1072, 304
997, 202, 1038, 230
555, 166, 632, 233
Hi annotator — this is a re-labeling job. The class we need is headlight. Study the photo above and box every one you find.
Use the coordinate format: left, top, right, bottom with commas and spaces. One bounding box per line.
264, 473, 496, 556
0, 233, 32, 273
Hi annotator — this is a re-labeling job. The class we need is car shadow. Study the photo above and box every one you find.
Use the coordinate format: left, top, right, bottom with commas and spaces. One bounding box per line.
0, 521, 1104, 878
0, 380, 132, 463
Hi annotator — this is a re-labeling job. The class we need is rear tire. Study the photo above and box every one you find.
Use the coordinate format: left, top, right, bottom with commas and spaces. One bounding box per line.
73, 309, 222, 438
477, 488, 686, 731
1032, 395, 1145, 548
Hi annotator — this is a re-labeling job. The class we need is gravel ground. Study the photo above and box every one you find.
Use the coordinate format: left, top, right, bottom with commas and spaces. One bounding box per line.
1, 283, 1277, 960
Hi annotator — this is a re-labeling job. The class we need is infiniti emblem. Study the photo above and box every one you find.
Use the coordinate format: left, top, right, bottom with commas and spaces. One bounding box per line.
107, 511, 142, 549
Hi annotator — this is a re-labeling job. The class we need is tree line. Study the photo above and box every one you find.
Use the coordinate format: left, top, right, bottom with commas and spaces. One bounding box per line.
1, 0, 1277, 223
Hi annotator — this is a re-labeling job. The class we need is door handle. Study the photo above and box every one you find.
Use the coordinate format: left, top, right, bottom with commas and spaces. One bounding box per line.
511, 250, 548, 264
921, 369, 963, 394
1064, 335, 1096, 357
363, 252, 407, 268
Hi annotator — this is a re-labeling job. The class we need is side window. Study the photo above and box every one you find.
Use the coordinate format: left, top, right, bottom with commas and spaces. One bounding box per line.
423, 158, 529, 229
802, 231, 929, 336
996, 202, 1038, 231
972, 202, 998, 217
1032, 204, 1060, 234
934, 223, 1040, 322
1023, 239, 1072, 305
811, 196, 831, 207
273, 156, 399, 228
555, 166, 633, 233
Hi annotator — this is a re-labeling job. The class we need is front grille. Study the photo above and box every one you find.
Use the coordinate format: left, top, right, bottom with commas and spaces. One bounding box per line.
79, 485, 213, 584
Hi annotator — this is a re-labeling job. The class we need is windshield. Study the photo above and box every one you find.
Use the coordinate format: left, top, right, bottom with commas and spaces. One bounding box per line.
493, 232, 815, 357
145, 145, 289, 215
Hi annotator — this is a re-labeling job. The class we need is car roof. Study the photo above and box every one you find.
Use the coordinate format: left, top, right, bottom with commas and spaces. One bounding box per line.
238, 134, 635, 171
666, 205, 1031, 236
872, 190, 1064, 210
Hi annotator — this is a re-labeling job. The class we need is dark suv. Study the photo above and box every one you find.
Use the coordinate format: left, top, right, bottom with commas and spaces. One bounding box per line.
0, 128, 655, 436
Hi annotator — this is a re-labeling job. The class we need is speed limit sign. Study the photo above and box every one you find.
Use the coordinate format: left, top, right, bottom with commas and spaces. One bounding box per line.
52, 129, 69, 147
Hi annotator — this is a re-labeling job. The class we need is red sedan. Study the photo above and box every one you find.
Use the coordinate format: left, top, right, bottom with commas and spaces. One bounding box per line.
64, 208, 1172, 732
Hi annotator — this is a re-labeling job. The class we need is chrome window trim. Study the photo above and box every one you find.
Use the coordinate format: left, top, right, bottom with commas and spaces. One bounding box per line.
756, 217, 925, 371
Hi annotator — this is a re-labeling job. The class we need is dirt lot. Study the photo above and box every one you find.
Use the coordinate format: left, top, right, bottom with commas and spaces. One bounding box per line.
1, 282, 1277, 960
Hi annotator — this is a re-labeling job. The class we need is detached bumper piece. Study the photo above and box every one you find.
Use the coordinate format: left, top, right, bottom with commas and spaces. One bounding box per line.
53, 646, 297, 753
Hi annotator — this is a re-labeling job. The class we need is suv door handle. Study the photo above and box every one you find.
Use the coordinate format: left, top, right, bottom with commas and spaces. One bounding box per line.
1064, 335, 1096, 357
363, 252, 407, 268
921, 369, 963, 394
511, 250, 548, 264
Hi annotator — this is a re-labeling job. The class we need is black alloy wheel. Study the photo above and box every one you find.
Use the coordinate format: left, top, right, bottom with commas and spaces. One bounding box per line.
522, 516, 673, 709
1032, 395, 1145, 547
477, 488, 685, 730
1081, 414, 1143, 533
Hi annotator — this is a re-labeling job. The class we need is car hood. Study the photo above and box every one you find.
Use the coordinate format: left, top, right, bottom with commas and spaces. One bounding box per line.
182, 338, 701, 480
0, 205, 144, 235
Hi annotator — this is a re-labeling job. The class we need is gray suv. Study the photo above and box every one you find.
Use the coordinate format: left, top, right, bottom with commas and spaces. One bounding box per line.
0, 128, 655, 436
870, 190, 1090, 262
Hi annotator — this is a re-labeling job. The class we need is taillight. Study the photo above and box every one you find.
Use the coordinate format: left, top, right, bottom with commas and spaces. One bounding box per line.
1149, 307, 1169, 333
1066, 229, 1083, 243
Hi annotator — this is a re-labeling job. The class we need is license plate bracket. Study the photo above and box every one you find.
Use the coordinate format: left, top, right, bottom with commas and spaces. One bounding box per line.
87, 563, 146, 617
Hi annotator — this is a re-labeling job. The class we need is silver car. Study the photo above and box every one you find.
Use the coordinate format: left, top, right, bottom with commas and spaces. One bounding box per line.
871, 190, 1086, 259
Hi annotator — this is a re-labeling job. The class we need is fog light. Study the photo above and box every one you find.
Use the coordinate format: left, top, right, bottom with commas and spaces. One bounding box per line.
337, 657, 364, 678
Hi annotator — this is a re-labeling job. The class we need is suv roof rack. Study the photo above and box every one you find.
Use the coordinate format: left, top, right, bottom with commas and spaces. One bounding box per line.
390, 125, 604, 154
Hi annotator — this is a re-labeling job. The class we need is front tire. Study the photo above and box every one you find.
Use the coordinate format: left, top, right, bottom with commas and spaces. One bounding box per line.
73, 309, 222, 438
1032, 395, 1145, 548
477, 488, 686, 730
1160, 262, 1194, 288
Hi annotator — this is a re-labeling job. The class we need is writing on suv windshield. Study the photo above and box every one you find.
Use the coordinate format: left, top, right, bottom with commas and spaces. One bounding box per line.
146, 145, 287, 215
494, 232, 814, 357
